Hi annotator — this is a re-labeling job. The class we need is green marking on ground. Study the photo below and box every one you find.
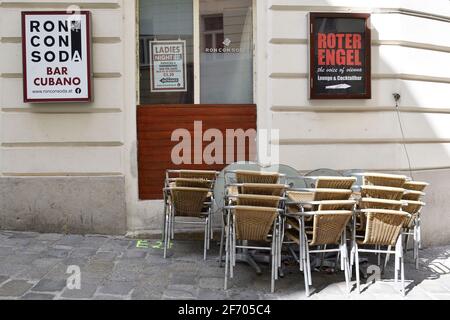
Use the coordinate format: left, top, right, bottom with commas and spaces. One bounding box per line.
136, 240, 149, 248
152, 240, 172, 249
135, 239, 172, 250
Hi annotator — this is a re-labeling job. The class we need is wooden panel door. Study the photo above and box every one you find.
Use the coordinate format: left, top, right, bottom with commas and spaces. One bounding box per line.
137, 104, 257, 199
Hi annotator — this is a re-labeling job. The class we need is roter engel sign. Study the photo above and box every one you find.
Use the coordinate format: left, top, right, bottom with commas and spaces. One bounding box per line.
22, 11, 92, 102
309, 13, 371, 99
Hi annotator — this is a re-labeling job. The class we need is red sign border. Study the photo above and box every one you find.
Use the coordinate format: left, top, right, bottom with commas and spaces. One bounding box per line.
309, 12, 372, 100
21, 11, 93, 103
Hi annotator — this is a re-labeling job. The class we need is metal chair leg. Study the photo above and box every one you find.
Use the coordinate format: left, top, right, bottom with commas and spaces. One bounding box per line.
206, 217, 211, 250
383, 245, 392, 274
341, 243, 350, 294
354, 243, 360, 293
163, 213, 169, 259
414, 224, 419, 270
224, 212, 231, 290
298, 218, 304, 271
219, 214, 225, 267
395, 236, 401, 284
303, 243, 310, 297
203, 219, 208, 260
271, 232, 276, 293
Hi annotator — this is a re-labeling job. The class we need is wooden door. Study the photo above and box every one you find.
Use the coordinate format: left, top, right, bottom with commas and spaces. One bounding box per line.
137, 104, 257, 199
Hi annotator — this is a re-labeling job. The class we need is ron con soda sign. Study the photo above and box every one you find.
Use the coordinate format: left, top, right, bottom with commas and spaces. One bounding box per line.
22, 11, 92, 103
309, 13, 371, 99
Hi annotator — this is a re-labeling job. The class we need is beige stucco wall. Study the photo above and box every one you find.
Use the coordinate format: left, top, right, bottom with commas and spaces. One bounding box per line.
259, 0, 450, 246
1, 0, 450, 246
0, 0, 132, 234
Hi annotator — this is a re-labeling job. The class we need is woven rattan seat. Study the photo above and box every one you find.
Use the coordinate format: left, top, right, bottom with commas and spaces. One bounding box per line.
233, 206, 279, 241
170, 187, 210, 217
309, 210, 353, 246
358, 209, 409, 246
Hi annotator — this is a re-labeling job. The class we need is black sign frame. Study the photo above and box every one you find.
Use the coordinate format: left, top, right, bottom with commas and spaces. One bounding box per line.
309, 12, 371, 99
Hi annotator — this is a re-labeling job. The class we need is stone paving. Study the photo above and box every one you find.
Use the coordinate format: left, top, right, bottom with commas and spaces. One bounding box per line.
0, 230, 449, 300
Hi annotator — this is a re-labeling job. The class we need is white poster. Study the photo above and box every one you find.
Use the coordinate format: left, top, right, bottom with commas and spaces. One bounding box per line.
150, 40, 187, 92
22, 11, 92, 102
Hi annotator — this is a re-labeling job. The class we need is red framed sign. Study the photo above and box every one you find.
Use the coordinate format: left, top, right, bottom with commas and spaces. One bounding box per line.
309, 13, 371, 99
22, 11, 92, 103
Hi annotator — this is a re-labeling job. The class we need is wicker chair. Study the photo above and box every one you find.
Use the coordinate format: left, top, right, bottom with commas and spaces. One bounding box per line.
223, 206, 282, 293
401, 181, 428, 269
351, 209, 410, 295
163, 187, 212, 260
219, 174, 288, 269
285, 209, 353, 296
163, 170, 218, 249
285, 186, 355, 296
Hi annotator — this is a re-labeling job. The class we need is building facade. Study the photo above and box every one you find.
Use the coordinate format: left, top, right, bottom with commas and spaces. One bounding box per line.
1, 0, 450, 246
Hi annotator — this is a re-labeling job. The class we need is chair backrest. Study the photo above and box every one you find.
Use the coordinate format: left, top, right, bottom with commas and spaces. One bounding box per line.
360, 209, 410, 246
309, 210, 353, 246
315, 177, 356, 189
236, 194, 281, 208
287, 191, 314, 203
360, 186, 405, 200
172, 178, 213, 189
233, 206, 279, 241
170, 187, 209, 217
359, 198, 403, 210
178, 170, 218, 180
317, 200, 355, 211
362, 172, 407, 188
241, 183, 286, 196
402, 190, 425, 201
403, 181, 428, 192
402, 200, 425, 228
312, 188, 352, 201
235, 170, 280, 184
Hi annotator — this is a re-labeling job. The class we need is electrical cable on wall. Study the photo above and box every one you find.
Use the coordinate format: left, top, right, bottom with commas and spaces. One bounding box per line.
393, 93, 414, 179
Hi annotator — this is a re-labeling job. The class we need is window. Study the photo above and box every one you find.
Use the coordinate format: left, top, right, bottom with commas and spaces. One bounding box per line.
139, 0, 253, 105
139, 0, 194, 104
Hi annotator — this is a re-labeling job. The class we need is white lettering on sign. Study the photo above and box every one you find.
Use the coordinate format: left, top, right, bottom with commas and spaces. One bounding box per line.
150, 40, 187, 92
22, 11, 92, 102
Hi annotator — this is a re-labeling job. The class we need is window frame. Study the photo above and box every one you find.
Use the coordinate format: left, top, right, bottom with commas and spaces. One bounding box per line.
137, 0, 256, 105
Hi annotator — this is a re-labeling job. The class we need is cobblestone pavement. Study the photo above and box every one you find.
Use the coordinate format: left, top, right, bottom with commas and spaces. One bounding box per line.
0, 230, 449, 300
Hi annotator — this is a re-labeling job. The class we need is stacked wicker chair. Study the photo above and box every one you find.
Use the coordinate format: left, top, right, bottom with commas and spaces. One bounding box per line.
284, 176, 356, 296
401, 181, 428, 269
351, 172, 411, 295
222, 170, 287, 293
163, 170, 219, 260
